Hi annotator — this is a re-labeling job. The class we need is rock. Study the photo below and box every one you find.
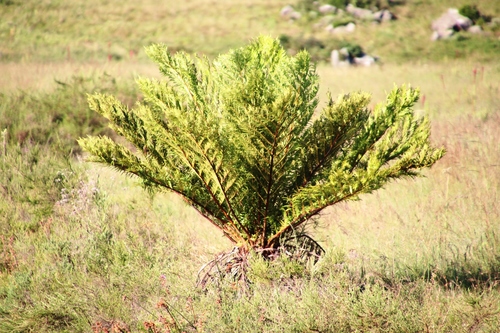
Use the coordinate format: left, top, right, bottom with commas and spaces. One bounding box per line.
339, 47, 350, 58
280, 5, 294, 18
345, 22, 356, 32
330, 49, 350, 67
373, 9, 395, 22
353, 55, 377, 67
431, 8, 472, 39
319, 4, 336, 14
328, 22, 356, 34
330, 50, 340, 67
431, 29, 454, 41
346, 4, 374, 20
468, 25, 482, 34
289, 11, 302, 20
331, 48, 378, 67
280, 5, 302, 21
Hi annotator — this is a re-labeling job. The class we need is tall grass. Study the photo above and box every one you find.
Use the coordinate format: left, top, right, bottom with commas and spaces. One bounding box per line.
0, 73, 140, 154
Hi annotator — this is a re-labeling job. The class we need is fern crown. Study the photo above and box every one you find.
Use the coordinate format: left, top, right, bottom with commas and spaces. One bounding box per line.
78, 36, 445, 249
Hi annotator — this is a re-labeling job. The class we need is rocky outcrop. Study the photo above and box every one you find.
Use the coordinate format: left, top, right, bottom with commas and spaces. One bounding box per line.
325, 22, 356, 34
318, 4, 336, 14
467, 25, 482, 34
281, 3, 395, 26
431, 8, 473, 40
331, 47, 378, 67
280, 5, 302, 21
373, 9, 395, 22
346, 4, 395, 22
353, 55, 377, 67
280, 5, 294, 18
346, 4, 374, 20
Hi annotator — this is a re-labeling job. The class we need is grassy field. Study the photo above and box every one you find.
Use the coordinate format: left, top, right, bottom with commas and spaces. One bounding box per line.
1, 0, 500, 332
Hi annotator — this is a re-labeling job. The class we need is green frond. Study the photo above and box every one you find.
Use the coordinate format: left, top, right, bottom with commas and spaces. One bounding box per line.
270, 86, 445, 245
79, 36, 445, 249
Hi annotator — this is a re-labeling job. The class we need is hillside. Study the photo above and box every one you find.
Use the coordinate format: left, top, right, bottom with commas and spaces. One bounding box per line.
1, 0, 499, 64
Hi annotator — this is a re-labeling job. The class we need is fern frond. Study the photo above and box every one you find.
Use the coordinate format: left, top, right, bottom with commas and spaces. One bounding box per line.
79, 36, 444, 250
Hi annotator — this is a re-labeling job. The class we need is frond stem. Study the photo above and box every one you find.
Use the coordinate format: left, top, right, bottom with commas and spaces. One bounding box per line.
266, 189, 363, 247
102, 159, 238, 243
262, 111, 287, 245
187, 131, 252, 239
302, 131, 344, 187
175, 141, 252, 242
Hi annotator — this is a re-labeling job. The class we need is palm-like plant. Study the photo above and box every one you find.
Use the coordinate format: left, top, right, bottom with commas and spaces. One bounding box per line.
79, 36, 444, 276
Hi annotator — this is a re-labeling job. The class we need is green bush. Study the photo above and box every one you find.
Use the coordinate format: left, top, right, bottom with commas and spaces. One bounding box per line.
342, 42, 365, 57
79, 36, 444, 288
326, 0, 350, 9
459, 4, 481, 23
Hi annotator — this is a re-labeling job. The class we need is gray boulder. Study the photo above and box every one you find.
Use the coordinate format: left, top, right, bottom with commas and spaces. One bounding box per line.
330, 50, 340, 67
431, 29, 453, 41
346, 4, 375, 20
280, 5, 302, 21
331, 47, 378, 67
331, 49, 351, 67
431, 8, 472, 40
373, 9, 395, 22
326, 22, 356, 34
319, 4, 336, 14
468, 25, 483, 34
280, 5, 294, 18
353, 55, 377, 67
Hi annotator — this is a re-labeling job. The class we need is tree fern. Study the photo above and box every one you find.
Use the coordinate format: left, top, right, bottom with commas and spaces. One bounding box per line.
79, 36, 444, 254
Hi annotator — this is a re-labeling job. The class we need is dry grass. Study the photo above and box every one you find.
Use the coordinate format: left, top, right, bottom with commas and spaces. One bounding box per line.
0, 62, 159, 92
317, 61, 500, 119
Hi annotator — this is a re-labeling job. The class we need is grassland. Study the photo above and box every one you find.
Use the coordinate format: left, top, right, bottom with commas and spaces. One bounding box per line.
1, 0, 500, 332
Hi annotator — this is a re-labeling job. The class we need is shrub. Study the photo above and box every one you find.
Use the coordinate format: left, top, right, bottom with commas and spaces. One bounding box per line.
79, 36, 444, 284
459, 4, 481, 23
342, 42, 365, 57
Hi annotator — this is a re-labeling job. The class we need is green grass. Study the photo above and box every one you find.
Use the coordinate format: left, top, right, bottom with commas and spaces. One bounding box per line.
1, 0, 500, 332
